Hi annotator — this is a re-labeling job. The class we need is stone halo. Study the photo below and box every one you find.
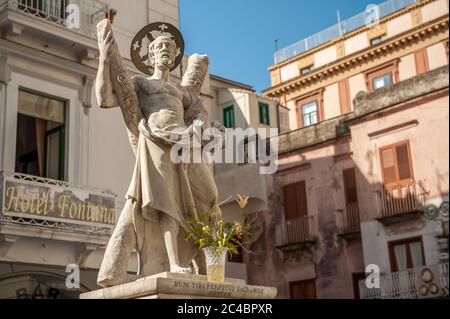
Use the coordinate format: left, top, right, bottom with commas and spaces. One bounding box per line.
130, 22, 184, 76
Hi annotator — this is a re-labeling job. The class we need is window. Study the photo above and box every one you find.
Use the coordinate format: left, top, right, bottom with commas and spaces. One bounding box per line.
289, 279, 317, 299
301, 101, 318, 127
388, 237, 425, 272
372, 73, 393, 90
370, 34, 388, 46
364, 60, 399, 92
295, 90, 324, 129
223, 105, 235, 128
283, 181, 308, 220
415, 49, 429, 75
343, 168, 358, 205
15, 90, 66, 181
300, 65, 314, 75
379, 141, 413, 187
258, 102, 270, 125
338, 79, 351, 114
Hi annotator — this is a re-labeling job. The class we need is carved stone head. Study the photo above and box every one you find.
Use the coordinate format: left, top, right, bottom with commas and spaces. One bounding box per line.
148, 36, 178, 71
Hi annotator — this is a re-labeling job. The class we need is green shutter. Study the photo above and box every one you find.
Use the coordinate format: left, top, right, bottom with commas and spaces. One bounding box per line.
258, 102, 270, 125
223, 105, 234, 128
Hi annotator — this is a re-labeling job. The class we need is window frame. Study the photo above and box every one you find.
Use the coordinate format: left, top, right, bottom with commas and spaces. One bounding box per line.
258, 102, 270, 125
295, 89, 324, 128
370, 34, 388, 46
300, 64, 314, 75
388, 236, 426, 272
15, 88, 67, 181
301, 101, 319, 127
379, 140, 414, 188
223, 105, 235, 128
364, 59, 400, 92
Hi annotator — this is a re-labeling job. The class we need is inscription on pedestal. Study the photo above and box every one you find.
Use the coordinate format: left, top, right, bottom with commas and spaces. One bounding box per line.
173, 280, 265, 298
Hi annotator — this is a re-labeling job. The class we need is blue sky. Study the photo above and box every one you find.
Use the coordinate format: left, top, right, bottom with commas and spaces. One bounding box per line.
180, 0, 384, 92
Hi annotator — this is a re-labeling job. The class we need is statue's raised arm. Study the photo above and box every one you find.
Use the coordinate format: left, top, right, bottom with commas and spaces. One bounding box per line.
96, 19, 142, 155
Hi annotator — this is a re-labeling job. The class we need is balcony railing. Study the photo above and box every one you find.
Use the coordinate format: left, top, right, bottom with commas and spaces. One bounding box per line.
274, 0, 417, 63
0, 0, 109, 37
335, 202, 361, 236
275, 215, 316, 249
359, 263, 449, 299
374, 180, 428, 221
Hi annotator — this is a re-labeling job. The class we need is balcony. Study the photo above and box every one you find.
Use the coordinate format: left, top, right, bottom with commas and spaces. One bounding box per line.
374, 180, 428, 224
359, 263, 449, 299
335, 203, 361, 239
275, 215, 317, 251
274, 0, 417, 63
0, 0, 109, 60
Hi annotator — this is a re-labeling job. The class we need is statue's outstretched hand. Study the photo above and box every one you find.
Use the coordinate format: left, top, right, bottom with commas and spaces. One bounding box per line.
98, 21, 115, 61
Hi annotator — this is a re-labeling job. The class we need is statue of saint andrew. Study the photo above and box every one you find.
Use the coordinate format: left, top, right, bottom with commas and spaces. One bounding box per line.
95, 20, 222, 287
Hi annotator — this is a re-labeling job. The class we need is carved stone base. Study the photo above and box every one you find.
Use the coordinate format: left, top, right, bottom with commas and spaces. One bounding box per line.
80, 272, 277, 299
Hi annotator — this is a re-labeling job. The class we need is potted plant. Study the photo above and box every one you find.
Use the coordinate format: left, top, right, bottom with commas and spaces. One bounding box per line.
185, 194, 253, 283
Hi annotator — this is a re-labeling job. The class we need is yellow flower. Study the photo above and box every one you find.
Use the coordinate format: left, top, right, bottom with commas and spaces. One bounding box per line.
236, 194, 249, 209
234, 222, 244, 239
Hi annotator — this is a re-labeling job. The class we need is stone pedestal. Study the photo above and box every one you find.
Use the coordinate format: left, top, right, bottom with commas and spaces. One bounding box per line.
80, 272, 277, 299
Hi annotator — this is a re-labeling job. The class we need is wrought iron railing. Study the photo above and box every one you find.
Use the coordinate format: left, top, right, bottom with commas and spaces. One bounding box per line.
275, 215, 316, 247
336, 202, 361, 235
274, 0, 418, 63
373, 180, 428, 219
359, 263, 449, 299
0, 0, 109, 37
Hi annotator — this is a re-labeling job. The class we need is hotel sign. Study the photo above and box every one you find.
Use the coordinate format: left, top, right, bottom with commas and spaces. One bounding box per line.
1, 174, 116, 228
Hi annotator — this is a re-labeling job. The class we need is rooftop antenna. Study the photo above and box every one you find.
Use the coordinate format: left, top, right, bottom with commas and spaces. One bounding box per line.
337, 10, 343, 36
274, 38, 280, 63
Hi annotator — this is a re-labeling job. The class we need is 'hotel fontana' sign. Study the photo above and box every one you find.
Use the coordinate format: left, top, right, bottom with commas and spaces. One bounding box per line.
1, 173, 116, 229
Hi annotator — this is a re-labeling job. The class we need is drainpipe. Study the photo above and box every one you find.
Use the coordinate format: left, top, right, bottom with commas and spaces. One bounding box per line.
276, 101, 281, 134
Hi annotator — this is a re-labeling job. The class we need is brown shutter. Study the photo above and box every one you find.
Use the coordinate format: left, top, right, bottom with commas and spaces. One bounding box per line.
338, 79, 351, 114
381, 147, 397, 185
283, 184, 297, 220
380, 141, 413, 186
283, 181, 308, 220
343, 168, 358, 204
415, 49, 429, 75
289, 280, 317, 299
395, 143, 412, 181
295, 181, 308, 217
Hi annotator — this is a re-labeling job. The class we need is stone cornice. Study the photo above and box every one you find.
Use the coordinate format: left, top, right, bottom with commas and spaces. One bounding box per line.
268, 0, 437, 72
275, 65, 449, 156
264, 16, 449, 97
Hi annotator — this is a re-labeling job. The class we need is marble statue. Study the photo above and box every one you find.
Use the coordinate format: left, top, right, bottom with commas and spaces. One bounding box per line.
95, 19, 222, 287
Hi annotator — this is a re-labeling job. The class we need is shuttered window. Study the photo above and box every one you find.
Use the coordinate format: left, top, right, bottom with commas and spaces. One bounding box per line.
283, 181, 308, 220
415, 49, 429, 75
380, 141, 413, 186
338, 79, 351, 114
258, 102, 270, 125
343, 168, 358, 204
289, 280, 317, 299
223, 105, 235, 128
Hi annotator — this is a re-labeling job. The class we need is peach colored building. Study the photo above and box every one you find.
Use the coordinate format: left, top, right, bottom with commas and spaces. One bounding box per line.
244, 0, 449, 299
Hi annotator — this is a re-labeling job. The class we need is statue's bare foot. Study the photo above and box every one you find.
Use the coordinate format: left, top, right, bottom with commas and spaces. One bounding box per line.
170, 264, 192, 274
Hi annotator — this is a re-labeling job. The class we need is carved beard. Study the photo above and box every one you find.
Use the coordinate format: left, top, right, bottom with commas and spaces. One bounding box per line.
159, 56, 173, 67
